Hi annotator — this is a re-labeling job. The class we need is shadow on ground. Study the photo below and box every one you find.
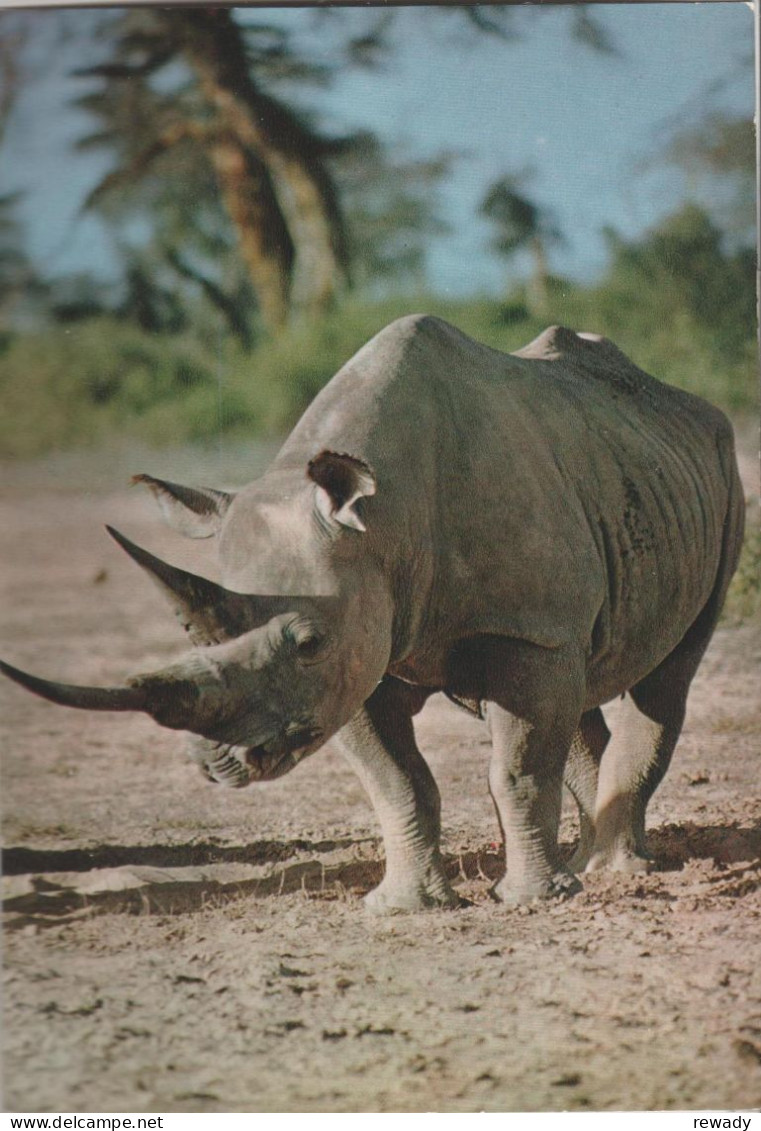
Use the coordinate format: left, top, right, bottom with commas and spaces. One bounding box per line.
4, 822, 760, 930
1, 837, 364, 875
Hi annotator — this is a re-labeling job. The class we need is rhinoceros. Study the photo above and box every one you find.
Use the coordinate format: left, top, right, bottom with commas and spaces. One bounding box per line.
1, 316, 745, 911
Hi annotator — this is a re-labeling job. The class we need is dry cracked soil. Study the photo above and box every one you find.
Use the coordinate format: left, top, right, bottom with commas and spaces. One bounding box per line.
2, 429, 760, 1113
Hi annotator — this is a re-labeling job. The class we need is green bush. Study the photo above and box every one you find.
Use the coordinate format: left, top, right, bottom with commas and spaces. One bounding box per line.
0, 277, 756, 460
723, 509, 761, 624
0, 319, 236, 457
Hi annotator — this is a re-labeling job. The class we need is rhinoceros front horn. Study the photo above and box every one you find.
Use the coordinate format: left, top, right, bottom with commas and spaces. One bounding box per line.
0, 658, 205, 732
0, 660, 149, 713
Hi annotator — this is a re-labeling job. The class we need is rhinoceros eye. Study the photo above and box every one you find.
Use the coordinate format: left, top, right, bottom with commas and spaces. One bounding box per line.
296, 633, 324, 661
284, 619, 325, 662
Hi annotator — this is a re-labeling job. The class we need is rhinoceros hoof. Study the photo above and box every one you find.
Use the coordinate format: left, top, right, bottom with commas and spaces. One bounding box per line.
491, 870, 583, 906
363, 877, 462, 915
585, 848, 652, 874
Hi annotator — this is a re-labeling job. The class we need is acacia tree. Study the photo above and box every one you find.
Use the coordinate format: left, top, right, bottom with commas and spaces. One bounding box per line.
69, 6, 615, 332
162, 9, 350, 318
77, 8, 351, 330
0, 17, 49, 335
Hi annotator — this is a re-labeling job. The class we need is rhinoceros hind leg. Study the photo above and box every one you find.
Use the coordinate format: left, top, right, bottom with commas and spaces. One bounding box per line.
586, 594, 721, 874
565, 707, 611, 872
335, 677, 460, 914
584, 686, 684, 874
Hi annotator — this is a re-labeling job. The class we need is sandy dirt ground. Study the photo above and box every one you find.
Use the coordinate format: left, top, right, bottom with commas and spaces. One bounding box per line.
2, 427, 760, 1114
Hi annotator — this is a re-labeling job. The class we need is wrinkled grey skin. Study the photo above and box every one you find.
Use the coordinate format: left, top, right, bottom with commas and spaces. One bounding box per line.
1, 317, 745, 912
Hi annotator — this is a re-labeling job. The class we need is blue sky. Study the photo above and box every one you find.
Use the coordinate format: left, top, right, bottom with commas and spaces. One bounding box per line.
0, 3, 753, 297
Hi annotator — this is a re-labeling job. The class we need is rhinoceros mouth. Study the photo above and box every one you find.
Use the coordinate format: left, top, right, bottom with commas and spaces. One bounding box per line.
200, 725, 323, 786
245, 725, 323, 780
242, 744, 297, 781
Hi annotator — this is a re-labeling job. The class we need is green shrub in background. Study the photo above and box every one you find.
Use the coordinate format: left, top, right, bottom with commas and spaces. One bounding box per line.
722, 506, 761, 624
552, 206, 757, 414
0, 319, 234, 458
0, 296, 501, 458
2, 286, 758, 624
1, 289, 757, 461
0, 321, 120, 457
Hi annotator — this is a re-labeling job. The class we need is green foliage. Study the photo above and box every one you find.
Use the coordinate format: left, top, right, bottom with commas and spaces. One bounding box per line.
0, 319, 227, 457
0, 297, 484, 458
1, 203, 756, 459
723, 509, 761, 625
658, 111, 755, 248
552, 204, 757, 412
598, 205, 752, 354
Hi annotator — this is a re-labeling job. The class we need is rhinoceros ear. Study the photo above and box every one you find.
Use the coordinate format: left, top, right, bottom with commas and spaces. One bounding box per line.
307, 451, 376, 533
132, 474, 234, 538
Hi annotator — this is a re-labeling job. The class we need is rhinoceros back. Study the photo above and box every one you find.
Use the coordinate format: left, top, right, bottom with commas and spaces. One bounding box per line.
274, 316, 743, 698
511, 323, 743, 699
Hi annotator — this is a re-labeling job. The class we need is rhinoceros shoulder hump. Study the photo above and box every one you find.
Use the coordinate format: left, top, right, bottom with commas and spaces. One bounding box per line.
513, 326, 658, 395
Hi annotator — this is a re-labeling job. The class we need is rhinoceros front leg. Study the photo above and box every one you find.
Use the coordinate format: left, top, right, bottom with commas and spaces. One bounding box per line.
333, 677, 460, 914
485, 642, 586, 904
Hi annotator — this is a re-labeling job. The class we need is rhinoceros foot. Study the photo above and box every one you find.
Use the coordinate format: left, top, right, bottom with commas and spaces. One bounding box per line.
363, 872, 462, 915
491, 869, 583, 906
584, 846, 653, 874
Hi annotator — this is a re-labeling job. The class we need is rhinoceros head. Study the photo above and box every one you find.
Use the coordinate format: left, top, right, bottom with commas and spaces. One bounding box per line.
1, 452, 393, 786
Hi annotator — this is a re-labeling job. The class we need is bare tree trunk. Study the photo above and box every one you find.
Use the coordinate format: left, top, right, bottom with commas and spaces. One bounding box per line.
528, 234, 549, 318
208, 135, 294, 331
166, 9, 349, 320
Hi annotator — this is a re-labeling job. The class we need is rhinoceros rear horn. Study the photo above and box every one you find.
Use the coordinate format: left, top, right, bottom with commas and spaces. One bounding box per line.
105, 526, 250, 646
131, 474, 234, 538
0, 660, 149, 713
